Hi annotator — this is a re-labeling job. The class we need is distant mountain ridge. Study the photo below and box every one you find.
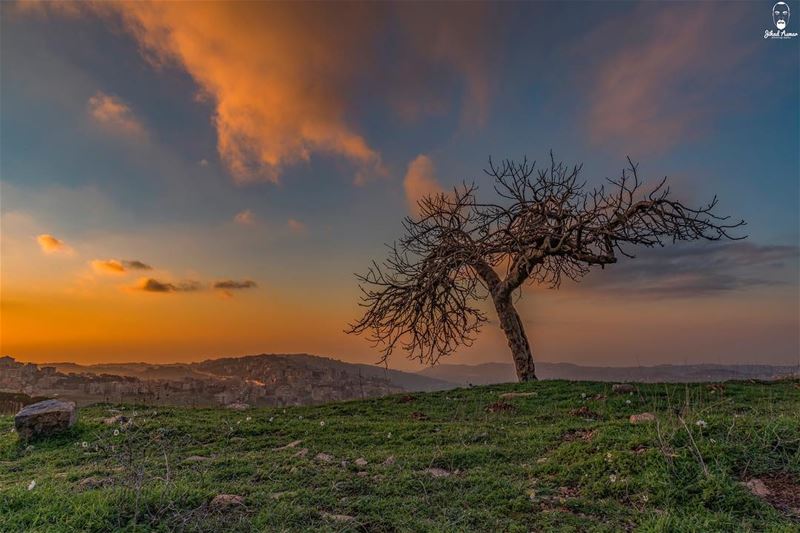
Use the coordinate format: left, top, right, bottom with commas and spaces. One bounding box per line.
44, 354, 453, 392
418, 362, 800, 385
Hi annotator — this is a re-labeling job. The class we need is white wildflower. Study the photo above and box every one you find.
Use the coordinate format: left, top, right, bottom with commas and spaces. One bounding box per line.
246, 416, 252, 421
581, 393, 586, 399
269, 417, 274, 422
609, 474, 617, 483
113, 429, 120, 436
642, 494, 649, 502
625, 400, 631, 405
82, 441, 88, 448
387, 432, 392, 439
696, 420, 707, 428
27, 480, 36, 491
319, 421, 325, 427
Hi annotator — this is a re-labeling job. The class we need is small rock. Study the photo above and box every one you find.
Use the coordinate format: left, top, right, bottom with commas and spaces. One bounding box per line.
315, 452, 333, 463
423, 467, 451, 478
226, 402, 250, 411
382, 455, 396, 466
273, 439, 303, 450
612, 384, 636, 394
102, 415, 128, 426
354, 458, 368, 467
743, 478, 771, 497
185, 455, 210, 463
320, 511, 355, 522
75, 476, 113, 491
629, 412, 656, 424
14, 400, 77, 440
356, 471, 368, 477
210, 494, 245, 510
499, 392, 538, 399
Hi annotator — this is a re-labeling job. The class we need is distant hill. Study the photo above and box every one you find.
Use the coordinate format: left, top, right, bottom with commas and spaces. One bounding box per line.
418, 361, 799, 385
39, 354, 456, 392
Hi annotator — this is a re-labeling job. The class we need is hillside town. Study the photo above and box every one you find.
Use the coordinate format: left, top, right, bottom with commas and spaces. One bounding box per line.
0, 355, 404, 408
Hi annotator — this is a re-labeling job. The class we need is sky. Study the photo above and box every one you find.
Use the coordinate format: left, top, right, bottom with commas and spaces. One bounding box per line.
1, 1, 798, 370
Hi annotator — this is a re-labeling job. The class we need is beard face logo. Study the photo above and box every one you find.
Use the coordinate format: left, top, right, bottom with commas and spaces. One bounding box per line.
773, 2, 790, 30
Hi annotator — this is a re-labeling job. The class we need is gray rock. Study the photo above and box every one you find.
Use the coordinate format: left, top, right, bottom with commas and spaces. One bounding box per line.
14, 400, 77, 440
612, 383, 636, 394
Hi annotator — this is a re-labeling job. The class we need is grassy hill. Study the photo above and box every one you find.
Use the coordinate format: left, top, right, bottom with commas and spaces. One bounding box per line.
1, 380, 798, 532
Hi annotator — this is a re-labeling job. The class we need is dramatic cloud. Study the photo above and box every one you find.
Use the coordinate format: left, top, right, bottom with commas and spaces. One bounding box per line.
36, 234, 70, 254
213, 280, 257, 290
136, 277, 201, 293
91, 259, 153, 275
234, 209, 255, 226
92, 2, 383, 184
87, 91, 146, 138
34, 3, 498, 184
580, 243, 799, 298
403, 155, 444, 215
581, 4, 751, 154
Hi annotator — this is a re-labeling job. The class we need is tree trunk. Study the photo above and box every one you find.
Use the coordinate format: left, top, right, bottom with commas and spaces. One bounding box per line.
492, 294, 537, 381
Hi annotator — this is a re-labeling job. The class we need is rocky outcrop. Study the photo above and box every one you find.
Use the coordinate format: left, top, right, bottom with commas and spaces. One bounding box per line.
14, 399, 77, 440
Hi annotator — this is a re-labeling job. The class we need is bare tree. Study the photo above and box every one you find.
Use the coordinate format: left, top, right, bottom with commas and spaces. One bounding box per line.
347, 154, 745, 381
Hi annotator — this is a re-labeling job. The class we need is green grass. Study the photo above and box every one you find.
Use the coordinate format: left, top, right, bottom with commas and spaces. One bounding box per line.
1, 380, 798, 532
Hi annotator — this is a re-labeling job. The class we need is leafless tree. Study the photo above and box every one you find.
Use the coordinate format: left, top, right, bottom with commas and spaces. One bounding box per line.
347, 154, 745, 381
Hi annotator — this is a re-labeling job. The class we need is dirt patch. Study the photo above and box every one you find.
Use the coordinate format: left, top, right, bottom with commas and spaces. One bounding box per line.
485, 401, 516, 413
560, 429, 596, 443
744, 474, 800, 518
410, 411, 429, 421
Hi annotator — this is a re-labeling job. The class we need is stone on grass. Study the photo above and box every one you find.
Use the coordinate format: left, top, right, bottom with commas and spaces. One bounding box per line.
744, 478, 770, 497
499, 392, 538, 399
75, 476, 113, 491
14, 400, 77, 440
423, 467, 451, 478
612, 383, 636, 394
273, 439, 303, 450
382, 455, 396, 466
210, 494, 245, 510
629, 412, 656, 424
354, 457, 368, 467
102, 415, 128, 426
226, 402, 250, 411
315, 452, 333, 463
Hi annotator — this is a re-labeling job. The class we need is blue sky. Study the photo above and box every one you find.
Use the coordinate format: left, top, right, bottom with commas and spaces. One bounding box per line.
1, 2, 798, 368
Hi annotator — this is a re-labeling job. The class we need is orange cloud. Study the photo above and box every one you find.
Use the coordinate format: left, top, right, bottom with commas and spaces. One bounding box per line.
403, 155, 444, 215
234, 209, 255, 226
94, 2, 384, 184
87, 91, 146, 138
91, 259, 152, 275
581, 4, 751, 154
31, 3, 501, 184
36, 234, 70, 254
135, 277, 201, 293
